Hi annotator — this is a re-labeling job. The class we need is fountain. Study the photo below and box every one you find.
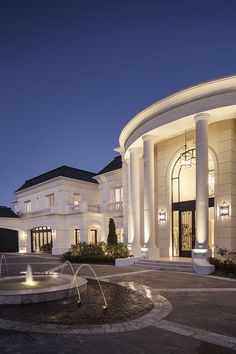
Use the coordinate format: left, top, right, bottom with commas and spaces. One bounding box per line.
0, 261, 87, 305
0, 256, 164, 333
47, 261, 107, 308
26, 264, 33, 284
74, 263, 107, 309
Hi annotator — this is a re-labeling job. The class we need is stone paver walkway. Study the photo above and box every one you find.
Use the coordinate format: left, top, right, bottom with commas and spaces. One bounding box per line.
0, 253, 236, 354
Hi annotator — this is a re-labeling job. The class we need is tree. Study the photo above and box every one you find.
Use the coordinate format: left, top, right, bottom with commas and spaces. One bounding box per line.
107, 218, 118, 245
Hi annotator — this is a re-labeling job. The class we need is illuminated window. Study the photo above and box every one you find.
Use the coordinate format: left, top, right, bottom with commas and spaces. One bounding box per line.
73, 193, 81, 206
112, 187, 123, 202
46, 194, 54, 207
116, 227, 124, 243
74, 229, 80, 244
171, 148, 215, 203
24, 200, 31, 212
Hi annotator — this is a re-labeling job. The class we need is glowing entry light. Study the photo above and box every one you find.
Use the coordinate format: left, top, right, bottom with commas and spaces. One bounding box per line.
219, 202, 230, 217
180, 131, 192, 168
180, 148, 192, 168
159, 209, 166, 222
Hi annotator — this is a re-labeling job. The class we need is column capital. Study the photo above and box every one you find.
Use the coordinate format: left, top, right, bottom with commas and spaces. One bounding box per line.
142, 134, 156, 143
193, 112, 210, 123
129, 147, 142, 158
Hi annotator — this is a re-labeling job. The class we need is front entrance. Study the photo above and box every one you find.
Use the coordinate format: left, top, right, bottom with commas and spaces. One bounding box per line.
179, 209, 195, 257
172, 198, 214, 257
31, 227, 52, 253
172, 201, 195, 257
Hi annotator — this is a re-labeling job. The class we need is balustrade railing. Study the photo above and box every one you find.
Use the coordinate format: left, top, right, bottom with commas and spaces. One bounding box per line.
107, 201, 123, 212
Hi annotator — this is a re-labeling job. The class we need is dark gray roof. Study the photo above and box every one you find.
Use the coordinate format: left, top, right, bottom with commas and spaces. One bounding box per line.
0, 206, 19, 218
16, 165, 98, 192
96, 156, 122, 175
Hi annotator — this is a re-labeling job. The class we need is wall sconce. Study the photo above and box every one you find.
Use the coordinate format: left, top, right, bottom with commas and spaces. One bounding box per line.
159, 209, 166, 222
52, 229, 57, 241
219, 202, 230, 217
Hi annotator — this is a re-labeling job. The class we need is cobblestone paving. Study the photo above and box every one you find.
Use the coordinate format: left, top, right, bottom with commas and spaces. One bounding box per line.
0, 280, 154, 326
0, 253, 236, 354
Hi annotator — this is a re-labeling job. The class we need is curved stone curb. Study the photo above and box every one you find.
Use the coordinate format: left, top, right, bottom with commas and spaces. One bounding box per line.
0, 274, 87, 304
0, 281, 172, 335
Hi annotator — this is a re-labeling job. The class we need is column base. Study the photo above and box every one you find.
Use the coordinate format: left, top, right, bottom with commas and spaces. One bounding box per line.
131, 244, 141, 257
52, 247, 68, 255
192, 249, 215, 275
147, 246, 159, 260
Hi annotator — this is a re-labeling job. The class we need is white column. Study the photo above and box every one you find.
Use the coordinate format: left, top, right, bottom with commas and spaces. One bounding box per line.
18, 230, 28, 253
121, 154, 129, 245
143, 135, 157, 259
192, 112, 215, 275
126, 156, 132, 244
129, 148, 141, 255
194, 113, 209, 248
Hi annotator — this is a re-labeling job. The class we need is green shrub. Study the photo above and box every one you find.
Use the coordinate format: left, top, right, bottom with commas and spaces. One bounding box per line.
70, 242, 105, 257
209, 246, 236, 276
215, 246, 236, 263
63, 241, 129, 263
105, 243, 129, 258
63, 252, 114, 264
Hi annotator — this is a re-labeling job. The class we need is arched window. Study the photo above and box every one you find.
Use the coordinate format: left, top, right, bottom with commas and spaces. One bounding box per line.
171, 148, 215, 257
171, 148, 215, 203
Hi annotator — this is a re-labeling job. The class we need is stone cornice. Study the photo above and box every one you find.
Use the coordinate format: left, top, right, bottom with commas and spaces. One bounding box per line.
119, 75, 236, 150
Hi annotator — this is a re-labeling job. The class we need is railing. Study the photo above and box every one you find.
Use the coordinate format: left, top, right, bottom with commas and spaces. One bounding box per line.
17, 208, 51, 217
18, 202, 101, 217
107, 201, 123, 212
88, 204, 100, 212
70, 202, 100, 213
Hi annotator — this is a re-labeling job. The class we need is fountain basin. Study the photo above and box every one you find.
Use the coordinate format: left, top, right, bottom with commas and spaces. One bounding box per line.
0, 275, 87, 305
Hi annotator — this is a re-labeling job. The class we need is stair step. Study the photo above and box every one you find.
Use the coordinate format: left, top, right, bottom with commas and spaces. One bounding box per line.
138, 261, 192, 268
139, 259, 191, 264
134, 259, 193, 273
134, 263, 193, 272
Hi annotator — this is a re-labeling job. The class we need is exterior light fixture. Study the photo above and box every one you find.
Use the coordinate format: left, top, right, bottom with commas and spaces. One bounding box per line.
219, 202, 230, 217
208, 172, 215, 197
180, 131, 192, 168
159, 209, 166, 222
141, 244, 148, 252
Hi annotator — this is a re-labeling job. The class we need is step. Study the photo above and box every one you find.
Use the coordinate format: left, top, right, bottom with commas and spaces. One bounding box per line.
134, 260, 193, 272
134, 264, 193, 273
137, 260, 192, 267
134, 263, 193, 273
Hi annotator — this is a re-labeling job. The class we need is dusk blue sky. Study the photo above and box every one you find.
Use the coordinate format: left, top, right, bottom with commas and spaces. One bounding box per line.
0, 0, 236, 207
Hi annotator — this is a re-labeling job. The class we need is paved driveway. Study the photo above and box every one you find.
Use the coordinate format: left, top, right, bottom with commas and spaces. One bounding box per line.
0, 253, 236, 354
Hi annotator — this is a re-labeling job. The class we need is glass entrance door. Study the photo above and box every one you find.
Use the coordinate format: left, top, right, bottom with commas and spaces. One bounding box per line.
172, 201, 195, 257
179, 210, 195, 257
172, 198, 214, 257
31, 227, 52, 253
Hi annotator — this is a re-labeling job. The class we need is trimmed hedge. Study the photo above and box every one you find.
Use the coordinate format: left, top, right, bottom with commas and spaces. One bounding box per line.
63, 252, 115, 264
63, 241, 130, 264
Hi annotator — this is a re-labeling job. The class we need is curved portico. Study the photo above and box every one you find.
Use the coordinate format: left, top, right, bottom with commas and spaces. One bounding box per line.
120, 76, 236, 273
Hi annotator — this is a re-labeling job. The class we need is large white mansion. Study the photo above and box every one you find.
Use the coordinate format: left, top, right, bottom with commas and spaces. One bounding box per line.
0, 76, 236, 272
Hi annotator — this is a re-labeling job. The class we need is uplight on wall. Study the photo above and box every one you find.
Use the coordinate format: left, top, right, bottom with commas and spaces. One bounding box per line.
159, 209, 167, 222
219, 202, 230, 217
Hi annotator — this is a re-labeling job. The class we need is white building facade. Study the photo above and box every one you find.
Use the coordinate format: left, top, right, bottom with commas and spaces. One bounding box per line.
119, 76, 236, 273
0, 164, 123, 255
0, 76, 236, 273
